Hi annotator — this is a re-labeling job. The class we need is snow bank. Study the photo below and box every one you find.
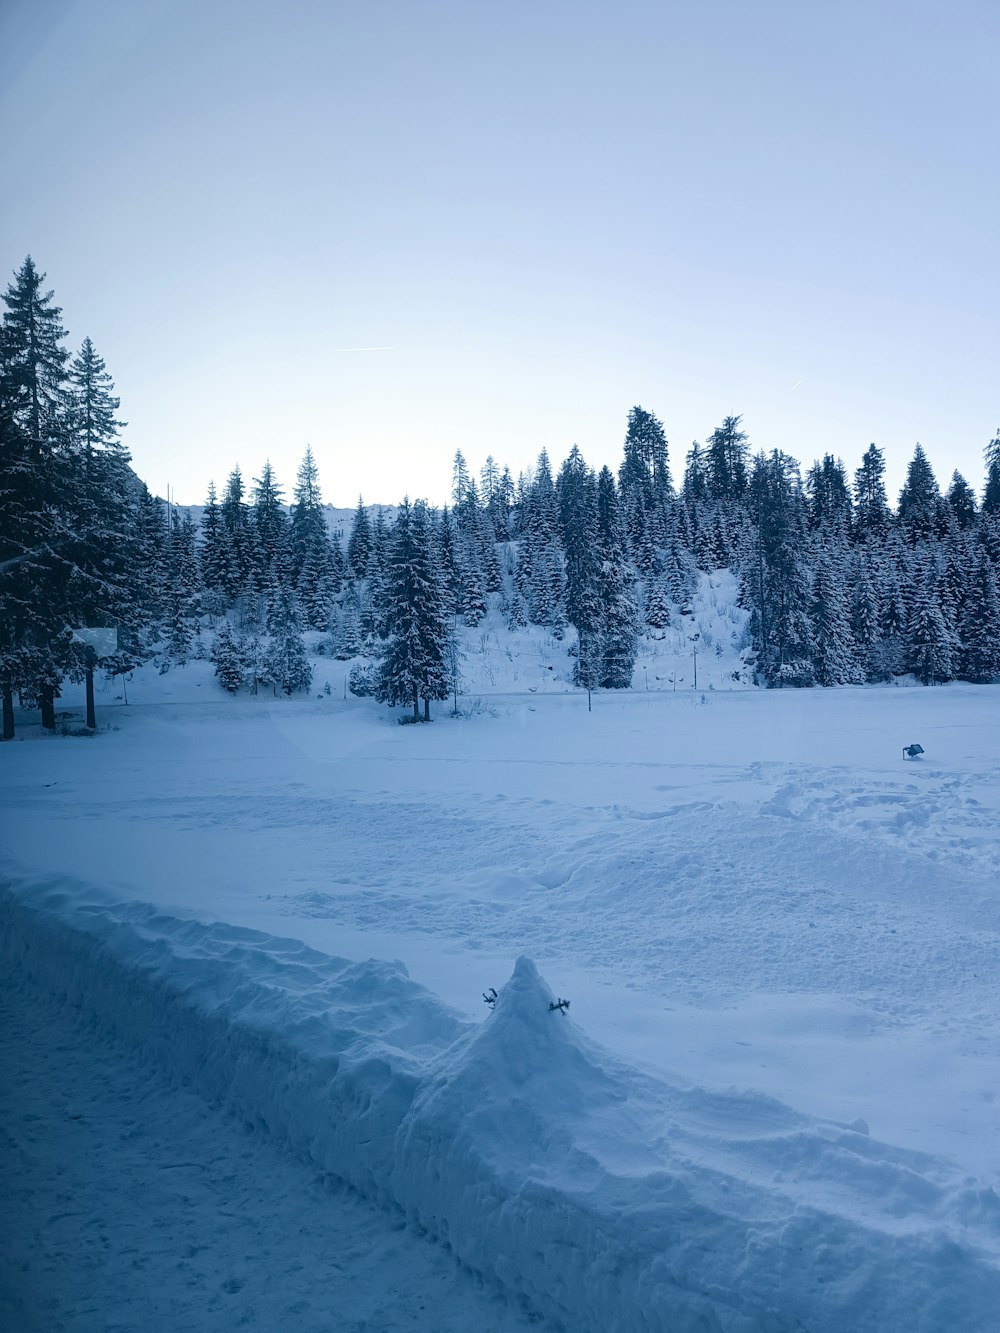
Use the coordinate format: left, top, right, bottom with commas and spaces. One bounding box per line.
4, 873, 1000, 1332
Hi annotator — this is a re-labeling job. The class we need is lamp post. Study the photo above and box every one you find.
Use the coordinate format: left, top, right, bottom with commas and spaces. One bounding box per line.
688, 633, 700, 690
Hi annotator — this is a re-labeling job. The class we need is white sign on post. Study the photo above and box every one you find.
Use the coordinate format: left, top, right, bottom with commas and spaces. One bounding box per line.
73, 627, 118, 658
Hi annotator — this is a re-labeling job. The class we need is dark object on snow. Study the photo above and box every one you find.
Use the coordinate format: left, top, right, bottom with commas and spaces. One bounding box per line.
482, 987, 498, 1009
903, 744, 925, 759
549, 998, 570, 1015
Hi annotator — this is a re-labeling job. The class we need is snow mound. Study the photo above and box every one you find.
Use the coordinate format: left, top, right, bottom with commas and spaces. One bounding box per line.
4, 875, 1000, 1332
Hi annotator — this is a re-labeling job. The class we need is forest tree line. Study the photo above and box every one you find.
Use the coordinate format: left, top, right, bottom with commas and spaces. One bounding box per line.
2, 256, 1000, 734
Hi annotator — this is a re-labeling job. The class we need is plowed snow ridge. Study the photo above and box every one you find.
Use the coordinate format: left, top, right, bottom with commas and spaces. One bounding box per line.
4, 873, 1000, 1333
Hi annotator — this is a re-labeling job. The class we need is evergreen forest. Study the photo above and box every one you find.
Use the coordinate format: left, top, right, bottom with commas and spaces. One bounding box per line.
3, 256, 1000, 735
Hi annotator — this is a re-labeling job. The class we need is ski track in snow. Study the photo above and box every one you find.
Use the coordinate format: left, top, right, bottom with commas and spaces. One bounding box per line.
0, 961, 542, 1333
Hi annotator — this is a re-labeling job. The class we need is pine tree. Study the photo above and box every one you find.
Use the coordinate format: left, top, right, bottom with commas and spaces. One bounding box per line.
2, 257, 69, 454
220, 467, 254, 597
558, 446, 602, 637
212, 619, 244, 692
596, 467, 639, 688
749, 451, 815, 686
806, 455, 852, 537
946, 471, 977, 530
164, 511, 200, 662
853, 444, 890, 541
906, 562, 957, 684
810, 557, 862, 685
849, 560, 881, 681
0, 258, 73, 727
266, 591, 312, 695
956, 547, 1000, 682
68, 337, 126, 455
982, 430, 1000, 516
705, 416, 749, 505
377, 500, 449, 720
252, 461, 289, 593
200, 481, 227, 598
897, 444, 947, 542
346, 497, 372, 577
290, 446, 331, 578
618, 406, 671, 553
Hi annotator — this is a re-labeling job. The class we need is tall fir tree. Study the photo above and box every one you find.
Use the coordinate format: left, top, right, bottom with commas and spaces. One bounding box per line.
852, 444, 890, 542
376, 500, 449, 720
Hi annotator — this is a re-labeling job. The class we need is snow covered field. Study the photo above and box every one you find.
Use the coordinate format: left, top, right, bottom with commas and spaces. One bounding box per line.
3, 654, 1000, 1329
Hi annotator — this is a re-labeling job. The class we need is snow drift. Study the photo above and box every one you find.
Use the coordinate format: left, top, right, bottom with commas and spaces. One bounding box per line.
3, 872, 999, 1332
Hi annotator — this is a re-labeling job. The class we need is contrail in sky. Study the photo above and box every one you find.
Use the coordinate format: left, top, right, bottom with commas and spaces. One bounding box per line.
788, 378, 803, 391
333, 345, 395, 352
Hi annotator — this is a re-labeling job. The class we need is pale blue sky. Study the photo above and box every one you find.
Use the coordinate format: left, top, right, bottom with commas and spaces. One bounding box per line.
2, 0, 997, 507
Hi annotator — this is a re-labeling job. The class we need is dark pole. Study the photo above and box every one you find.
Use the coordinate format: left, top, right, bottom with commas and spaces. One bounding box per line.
85, 650, 97, 729
2, 687, 13, 740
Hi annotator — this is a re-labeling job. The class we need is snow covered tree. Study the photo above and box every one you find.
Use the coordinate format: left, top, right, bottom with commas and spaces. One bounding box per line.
946, 471, 977, 530
558, 446, 602, 637
853, 444, 890, 542
199, 481, 227, 606
806, 455, 851, 536
956, 547, 1000, 682
906, 565, 957, 685
748, 451, 815, 687
596, 467, 639, 688
810, 558, 862, 685
376, 499, 449, 720
346, 497, 372, 578
982, 430, 1000, 516
68, 337, 125, 455
705, 415, 749, 505
266, 591, 312, 695
618, 406, 671, 552
220, 467, 254, 597
252, 461, 289, 594
897, 444, 947, 542
212, 619, 244, 692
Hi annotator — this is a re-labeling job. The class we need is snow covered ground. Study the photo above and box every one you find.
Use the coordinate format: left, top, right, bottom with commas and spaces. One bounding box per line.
3, 616, 1000, 1329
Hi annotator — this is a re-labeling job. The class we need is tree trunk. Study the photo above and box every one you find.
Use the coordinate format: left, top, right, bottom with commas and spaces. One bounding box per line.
412, 695, 419, 722
85, 665, 96, 730
2, 687, 14, 740
40, 688, 55, 731
423, 697, 430, 722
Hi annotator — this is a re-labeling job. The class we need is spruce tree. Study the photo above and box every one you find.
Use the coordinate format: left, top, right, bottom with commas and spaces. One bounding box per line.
376, 500, 449, 720
956, 548, 1000, 682
0, 258, 73, 726
853, 443, 890, 541
705, 416, 749, 505
596, 467, 639, 688
946, 471, 977, 530
212, 619, 244, 692
982, 430, 1000, 516
906, 561, 957, 684
267, 591, 313, 695
199, 481, 227, 598
897, 445, 947, 542
346, 497, 372, 577
749, 451, 815, 686
68, 337, 126, 455
810, 558, 862, 685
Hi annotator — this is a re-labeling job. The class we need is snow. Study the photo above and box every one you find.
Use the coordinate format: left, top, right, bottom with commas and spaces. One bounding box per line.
3, 592, 1000, 1329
